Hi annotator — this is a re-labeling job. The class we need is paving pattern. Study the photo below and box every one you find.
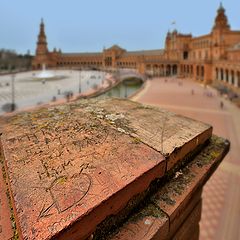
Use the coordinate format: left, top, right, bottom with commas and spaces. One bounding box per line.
132, 77, 240, 240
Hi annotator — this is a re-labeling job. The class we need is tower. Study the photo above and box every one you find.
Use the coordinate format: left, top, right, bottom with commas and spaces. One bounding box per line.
212, 3, 230, 32
211, 3, 230, 60
36, 18, 48, 56
32, 18, 52, 69
165, 31, 171, 50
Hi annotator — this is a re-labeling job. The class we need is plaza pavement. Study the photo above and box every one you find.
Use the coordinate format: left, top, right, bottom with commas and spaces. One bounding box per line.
0, 70, 106, 115
132, 77, 240, 240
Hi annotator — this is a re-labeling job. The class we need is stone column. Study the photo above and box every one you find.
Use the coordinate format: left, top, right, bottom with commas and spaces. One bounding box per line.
216, 68, 219, 81
223, 69, 226, 82
234, 71, 238, 87
238, 72, 240, 88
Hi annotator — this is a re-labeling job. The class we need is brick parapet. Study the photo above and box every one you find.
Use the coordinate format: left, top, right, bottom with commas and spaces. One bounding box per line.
0, 99, 229, 240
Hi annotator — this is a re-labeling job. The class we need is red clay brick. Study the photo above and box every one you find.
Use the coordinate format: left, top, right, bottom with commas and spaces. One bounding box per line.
0, 100, 228, 240
172, 200, 202, 240
108, 136, 229, 240
109, 204, 169, 240
0, 102, 166, 240
151, 136, 229, 239
90, 98, 213, 171
0, 160, 14, 240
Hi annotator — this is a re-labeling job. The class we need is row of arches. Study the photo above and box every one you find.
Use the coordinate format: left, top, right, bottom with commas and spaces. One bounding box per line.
196, 65, 205, 81
180, 64, 205, 81
57, 61, 102, 67
216, 68, 240, 87
146, 63, 207, 82
145, 64, 178, 76
33, 60, 240, 90
180, 65, 193, 77
116, 61, 137, 68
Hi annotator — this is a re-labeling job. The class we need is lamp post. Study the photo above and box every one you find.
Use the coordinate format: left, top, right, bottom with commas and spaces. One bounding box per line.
79, 70, 81, 94
124, 82, 128, 98
102, 71, 105, 86
11, 74, 15, 112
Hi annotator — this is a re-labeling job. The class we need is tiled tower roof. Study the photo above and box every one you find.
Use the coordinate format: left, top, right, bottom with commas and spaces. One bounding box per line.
212, 3, 230, 31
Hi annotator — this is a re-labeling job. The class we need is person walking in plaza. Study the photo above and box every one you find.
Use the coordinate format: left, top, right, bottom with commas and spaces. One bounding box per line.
220, 101, 224, 109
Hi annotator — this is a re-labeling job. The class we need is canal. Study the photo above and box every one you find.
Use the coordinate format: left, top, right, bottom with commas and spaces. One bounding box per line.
97, 77, 143, 99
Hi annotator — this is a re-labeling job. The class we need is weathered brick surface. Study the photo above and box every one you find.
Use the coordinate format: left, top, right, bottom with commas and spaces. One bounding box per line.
168, 189, 202, 239
108, 136, 229, 240
89, 99, 212, 170
0, 99, 228, 240
172, 200, 202, 240
151, 136, 229, 239
91, 98, 213, 170
0, 157, 14, 240
108, 204, 169, 240
0, 102, 167, 240
151, 175, 202, 237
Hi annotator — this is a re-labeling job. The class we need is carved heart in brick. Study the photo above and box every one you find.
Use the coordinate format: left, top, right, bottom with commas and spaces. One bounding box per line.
50, 173, 91, 213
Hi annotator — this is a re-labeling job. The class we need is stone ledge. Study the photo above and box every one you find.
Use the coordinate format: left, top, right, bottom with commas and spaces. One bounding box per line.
0, 153, 13, 240
83, 98, 213, 171
0, 99, 220, 240
107, 136, 229, 240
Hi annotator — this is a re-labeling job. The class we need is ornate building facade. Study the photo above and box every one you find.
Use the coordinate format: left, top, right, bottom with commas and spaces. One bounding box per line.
32, 4, 240, 88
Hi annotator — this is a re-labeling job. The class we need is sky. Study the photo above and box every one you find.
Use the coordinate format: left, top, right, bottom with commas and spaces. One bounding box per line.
0, 0, 239, 54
